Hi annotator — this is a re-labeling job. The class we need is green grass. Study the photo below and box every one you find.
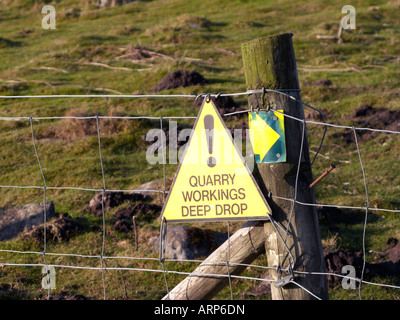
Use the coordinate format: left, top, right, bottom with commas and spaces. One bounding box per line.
0, 0, 400, 300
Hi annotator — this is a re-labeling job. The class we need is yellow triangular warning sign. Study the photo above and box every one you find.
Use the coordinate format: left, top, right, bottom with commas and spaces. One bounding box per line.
161, 99, 271, 223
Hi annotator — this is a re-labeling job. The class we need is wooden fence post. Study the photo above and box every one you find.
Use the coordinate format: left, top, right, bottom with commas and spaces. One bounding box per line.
241, 33, 328, 300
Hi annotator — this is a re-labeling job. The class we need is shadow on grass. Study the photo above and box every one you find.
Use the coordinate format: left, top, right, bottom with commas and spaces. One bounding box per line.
0, 37, 22, 48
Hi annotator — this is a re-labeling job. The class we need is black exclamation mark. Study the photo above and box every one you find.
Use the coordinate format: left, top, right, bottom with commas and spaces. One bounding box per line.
204, 115, 216, 167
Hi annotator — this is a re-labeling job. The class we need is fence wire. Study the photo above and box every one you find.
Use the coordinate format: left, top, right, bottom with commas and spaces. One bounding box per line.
0, 90, 399, 301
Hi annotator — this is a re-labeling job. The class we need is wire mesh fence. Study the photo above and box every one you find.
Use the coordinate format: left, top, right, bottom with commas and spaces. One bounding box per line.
0, 90, 399, 300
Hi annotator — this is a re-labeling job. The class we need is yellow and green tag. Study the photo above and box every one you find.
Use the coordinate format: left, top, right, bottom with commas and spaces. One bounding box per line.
249, 110, 286, 163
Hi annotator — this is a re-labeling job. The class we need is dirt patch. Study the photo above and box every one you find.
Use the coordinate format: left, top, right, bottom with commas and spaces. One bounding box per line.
385, 240, 400, 264
99, 0, 139, 8
152, 69, 208, 92
186, 227, 221, 252
323, 242, 400, 287
174, 14, 212, 30
247, 272, 272, 298
304, 79, 333, 86
368, 239, 400, 276
342, 105, 400, 143
82, 191, 148, 216
45, 291, 88, 300
0, 283, 26, 300
144, 15, 212, 41
0, 37, 21, 48
122, 45, 156, 60
386, 237, 399, 247
116, 45, 172, 64
304, 108, 329, 122
113, 202, 161, 232
24, 213, 85, 243
63, 7, 81, 19
323, 248, 364, 286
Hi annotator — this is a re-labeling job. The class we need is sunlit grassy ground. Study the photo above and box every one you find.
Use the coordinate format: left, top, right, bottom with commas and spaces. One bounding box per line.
0, 0, 399, 300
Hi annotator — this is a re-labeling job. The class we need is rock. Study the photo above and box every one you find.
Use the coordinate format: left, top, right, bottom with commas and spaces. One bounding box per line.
386, 242, 400, 264
152, 69, 208, 92
130, 180, 162, 199
148, 225, 227, 260
0, 202, 55, 241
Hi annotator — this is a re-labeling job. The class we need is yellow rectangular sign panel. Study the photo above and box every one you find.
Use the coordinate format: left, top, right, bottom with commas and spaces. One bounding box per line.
161, 99, 271, 223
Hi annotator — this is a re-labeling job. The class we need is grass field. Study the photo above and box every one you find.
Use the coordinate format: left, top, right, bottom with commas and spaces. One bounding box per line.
0, 0, 399, 300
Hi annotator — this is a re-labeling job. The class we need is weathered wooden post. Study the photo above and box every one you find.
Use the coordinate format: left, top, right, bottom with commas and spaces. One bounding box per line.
241, 33, 328, 300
